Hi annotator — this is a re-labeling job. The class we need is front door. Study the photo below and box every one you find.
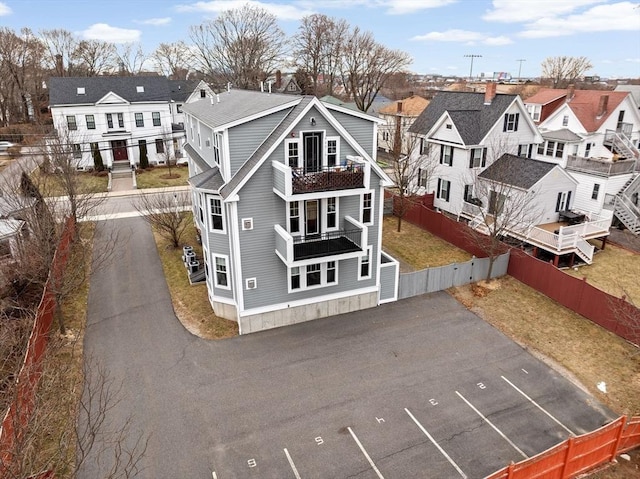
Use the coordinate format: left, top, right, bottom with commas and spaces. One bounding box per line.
111, 140, 128, 161
305, 200, 320, 236
303, 132, 322, 173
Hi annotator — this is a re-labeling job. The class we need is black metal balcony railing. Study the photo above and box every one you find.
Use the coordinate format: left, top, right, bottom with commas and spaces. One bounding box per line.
293, 229, 361, 260
292, 165, 364, 194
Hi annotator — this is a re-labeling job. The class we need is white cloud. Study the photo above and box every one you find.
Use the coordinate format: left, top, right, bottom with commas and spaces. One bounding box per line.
483, 0, 604, 23
176, 1, 313, 20
137, 17, 172, 26
381, 0, 458, 15
519, 2, 640, 38
0, 2, 11, 15
625, 58, 640, 63
80, 24, 141, 43
412, 29, 512, 45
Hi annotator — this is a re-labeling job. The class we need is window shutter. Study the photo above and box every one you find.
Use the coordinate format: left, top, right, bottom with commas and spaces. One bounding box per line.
439, 144, 444, 164
449, 148, 453, 167
482, 148, 487, 167
446, 181, 450, 202
555, 192, 562, 212
503, 114, 508, 132
469, 151, 473, 168
514, 113, 519, 131
418, 168, 422, 186
437, 178, 441, 198
566, 190, 572, 210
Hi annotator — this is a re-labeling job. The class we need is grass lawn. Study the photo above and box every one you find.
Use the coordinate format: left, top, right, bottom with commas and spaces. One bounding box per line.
151, 217, 238, 339
382, 215, 471, 269
564, 243, 640, 304
135, 165, 189, 189
30, 170, 109, 196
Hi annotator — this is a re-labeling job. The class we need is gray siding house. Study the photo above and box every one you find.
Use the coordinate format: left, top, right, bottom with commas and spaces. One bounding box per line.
183, 89, 399, 334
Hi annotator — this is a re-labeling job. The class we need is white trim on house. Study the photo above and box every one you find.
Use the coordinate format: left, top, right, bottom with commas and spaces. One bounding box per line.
228, 201, 245, 316
213, 100, 300, 132
212, 253, 231, 290
480, 97, 543, 145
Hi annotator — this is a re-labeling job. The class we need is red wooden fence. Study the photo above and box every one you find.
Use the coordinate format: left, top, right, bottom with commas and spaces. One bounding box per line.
0, 217, 75, 478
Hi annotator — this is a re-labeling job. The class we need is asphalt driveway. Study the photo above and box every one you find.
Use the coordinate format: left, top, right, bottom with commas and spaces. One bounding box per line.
83, 217, 616, 479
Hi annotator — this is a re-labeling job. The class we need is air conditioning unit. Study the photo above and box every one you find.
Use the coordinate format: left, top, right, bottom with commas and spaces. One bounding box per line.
184, 251, 196, 267
188, 260, 200, 274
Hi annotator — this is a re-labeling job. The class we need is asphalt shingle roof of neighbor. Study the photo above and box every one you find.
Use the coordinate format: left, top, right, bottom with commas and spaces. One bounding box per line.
378, 95, 429, 117
182, 89, 299, 130
48, 76, 172, 105
220, 96, 314, 199
185, 144, 225, 191
168, 80, 200, 102
541, 128, 583, 142
479, 154, 557, 190
408, 91, 517, 145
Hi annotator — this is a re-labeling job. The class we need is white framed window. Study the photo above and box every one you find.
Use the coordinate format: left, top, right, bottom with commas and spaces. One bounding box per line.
286, 139, 299, 168
135, 112, 144, 127
555, 191, 571, 212
518, 144, 534, 158
288, 201, 300, 234
362, 191, 374, 225
382, 130, 390, 142
288, 262, 339, 292
326, 197, 337, 230
437, 178, 451, 202
585, 143, 593, 157
562, 115, 569, 127
591, 184, 600, 200
106, 113, 114, 129
469, 148, 486, 168
66, 115, 77, 131
327, 137, 339, 167
440, 145, 453, 166
419, 137, 430, 155
464, 184, 475, 203
85, 114, 95, 130
213, 133, 222, 165
117, 113, 124, 128
417, 168, 428, 188
213, 254, 230, 289
209, 197, 225, 233
503, 113, 519, 132
527, 104, 541, 122
72, 144, 82, 159
152, 111, 161, 126
358, 246, 372, 280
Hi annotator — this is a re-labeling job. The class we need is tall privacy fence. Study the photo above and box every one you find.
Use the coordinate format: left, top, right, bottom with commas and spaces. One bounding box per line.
0, 217, 75, 479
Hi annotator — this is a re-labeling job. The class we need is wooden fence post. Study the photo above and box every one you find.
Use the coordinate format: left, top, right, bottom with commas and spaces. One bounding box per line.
561, 437, 574, 478
507, 461, 515, 478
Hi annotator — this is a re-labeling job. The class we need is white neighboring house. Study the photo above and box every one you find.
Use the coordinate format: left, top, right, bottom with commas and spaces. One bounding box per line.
48, 76, 212, 170
377, 95, 429, 155
407, 83, 542, 217
525, 87, 640, 234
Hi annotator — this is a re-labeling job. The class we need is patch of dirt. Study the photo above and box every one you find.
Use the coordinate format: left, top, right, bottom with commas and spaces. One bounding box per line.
159, 173, 181, 180
471, 280, 501, 298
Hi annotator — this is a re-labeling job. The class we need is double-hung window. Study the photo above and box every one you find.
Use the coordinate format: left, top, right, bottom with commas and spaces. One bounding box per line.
209, 197, 224, 232
155, 138, 165, 154
555, 191, 572, 212
152, 112, 161, 126
326, 198, 337, 229
289, 262, 339, 292
289, 201, 300, 233
469, 148, 486, 168
327, 138, 338, 167
72, 144, 82, 159
362, 192, 373, 224
66, 115, 77, 131
106, 113, 114, 129
437, 178, 451, 202
503, 113, 519, 132
417, 168, 428, 188
85, 114, 95, 130
591, 184, 600, 200
358, 247, 372, 280
135, 113, 144, 127
117, 113, 124, 128
213, 255, 229, 289
286, 140, 299, 168
440, 145, 453, 166
306, 264, 321, 286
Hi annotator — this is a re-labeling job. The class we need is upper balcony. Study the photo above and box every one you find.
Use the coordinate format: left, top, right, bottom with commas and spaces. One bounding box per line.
274, 216, 367, 266
566, 155, 636, 177
273, 157, 369, 199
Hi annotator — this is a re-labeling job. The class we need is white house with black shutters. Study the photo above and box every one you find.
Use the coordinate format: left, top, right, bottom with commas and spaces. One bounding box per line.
183, 89, 399, 334
408, 83, 542, 218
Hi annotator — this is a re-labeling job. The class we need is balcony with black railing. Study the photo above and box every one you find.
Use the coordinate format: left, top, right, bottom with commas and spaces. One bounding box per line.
273, 159, 369, 198
293, 229, 361, 260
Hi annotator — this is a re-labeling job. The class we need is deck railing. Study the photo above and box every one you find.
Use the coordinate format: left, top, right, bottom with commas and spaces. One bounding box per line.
566, 155, 636, 176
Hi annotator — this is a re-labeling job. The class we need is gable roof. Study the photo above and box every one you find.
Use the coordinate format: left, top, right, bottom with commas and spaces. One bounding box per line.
479, 154, 558, 190
168, 80, 200, 102
541, 128, 582, 142
408, 91, 517, 145
48, 76, 172, 105
182, 89, 298, 130
378, 95, 429, 117
524, 89, 567, 105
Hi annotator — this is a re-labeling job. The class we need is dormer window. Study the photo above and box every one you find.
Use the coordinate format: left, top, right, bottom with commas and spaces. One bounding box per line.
77, 87, 85, 95
136, 86, 144, 93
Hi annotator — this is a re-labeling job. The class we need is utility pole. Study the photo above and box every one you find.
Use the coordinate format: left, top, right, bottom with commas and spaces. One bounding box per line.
516, 59, 526, 80
464, 54, 482, 81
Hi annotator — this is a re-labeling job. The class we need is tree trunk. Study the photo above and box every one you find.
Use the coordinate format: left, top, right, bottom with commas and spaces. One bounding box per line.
485, 255, 496, 282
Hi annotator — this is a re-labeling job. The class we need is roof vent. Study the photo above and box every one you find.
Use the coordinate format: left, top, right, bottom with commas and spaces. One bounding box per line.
136, 86, 144, 93
77, 87, 85, 95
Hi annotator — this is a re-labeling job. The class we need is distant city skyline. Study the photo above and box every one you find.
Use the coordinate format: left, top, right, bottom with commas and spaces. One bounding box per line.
1, 0, 639, 79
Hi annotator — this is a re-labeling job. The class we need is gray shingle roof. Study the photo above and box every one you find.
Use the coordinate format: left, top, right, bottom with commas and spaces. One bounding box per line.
169, 80, 200, 102
182, 89, 298, 130
185, 144, 224, 191
220, 96, 314, 199
479, 154, 557, 190
48, 76, 172, 105
541, 128, 582, 142
408, 91, 517, 145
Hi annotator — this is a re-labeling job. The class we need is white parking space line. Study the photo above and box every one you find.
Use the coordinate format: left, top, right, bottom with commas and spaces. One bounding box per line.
211, 472, 217, 479
455, 391, 528, 459
404, 408, 468, 479
284, 448, 302, 479
347, 427, 385, 479
501, 376, 575, 435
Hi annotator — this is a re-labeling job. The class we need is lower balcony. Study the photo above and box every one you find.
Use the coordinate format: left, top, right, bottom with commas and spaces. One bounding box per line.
275, 216, 367, 265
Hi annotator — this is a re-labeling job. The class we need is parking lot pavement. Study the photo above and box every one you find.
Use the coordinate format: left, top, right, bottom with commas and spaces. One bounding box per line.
85, 222, 617, 479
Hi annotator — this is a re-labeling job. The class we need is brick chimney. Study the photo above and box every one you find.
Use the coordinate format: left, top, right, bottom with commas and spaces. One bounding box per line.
397, 101, 403, 113
597, 94, 609, 117
566, 84, 575, 102
275, 70, 282, 89
484, 82, 497, 105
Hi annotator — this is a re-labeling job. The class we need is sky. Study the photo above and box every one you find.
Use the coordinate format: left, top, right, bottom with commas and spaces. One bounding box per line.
1, 0, 639, 79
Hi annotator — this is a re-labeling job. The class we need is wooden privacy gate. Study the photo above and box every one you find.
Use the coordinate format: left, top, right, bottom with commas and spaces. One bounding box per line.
485, 416, 640, 479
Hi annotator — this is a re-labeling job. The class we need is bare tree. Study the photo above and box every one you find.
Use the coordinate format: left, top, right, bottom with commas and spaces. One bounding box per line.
541, 56, 593, 88
389, 131, 436, 232
39, 28, 78, 76
189, 4, 286, 89
152, 41, 190, 80
291, 14, 348, 97
72, 39, 117, 76
340, 27, 412, 112
114, 43, 147, 76
463, 153, 543, 281
134, 191, 191, 248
